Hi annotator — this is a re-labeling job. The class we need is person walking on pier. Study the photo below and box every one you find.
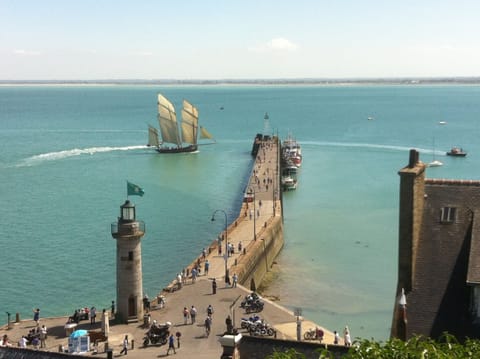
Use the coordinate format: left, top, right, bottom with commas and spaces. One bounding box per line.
190, 306, 197, 324
120, 335, 128, 355
204, 316, 212, 337
232, 273, 238, 288
183, 307, 189, 325
167, 333, 176, 355
212, 278, 217, 294
33, 308, 40, 325
204, 259, 210, 275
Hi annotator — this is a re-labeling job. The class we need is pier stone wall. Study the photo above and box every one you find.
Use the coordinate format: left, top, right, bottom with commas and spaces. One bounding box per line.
235, 216, 284, 290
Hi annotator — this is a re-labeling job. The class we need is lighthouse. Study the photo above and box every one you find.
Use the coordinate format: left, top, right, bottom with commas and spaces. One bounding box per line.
111, 200, 146, 323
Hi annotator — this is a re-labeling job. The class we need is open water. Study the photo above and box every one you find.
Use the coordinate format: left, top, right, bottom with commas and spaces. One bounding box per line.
1, 84, 480, 341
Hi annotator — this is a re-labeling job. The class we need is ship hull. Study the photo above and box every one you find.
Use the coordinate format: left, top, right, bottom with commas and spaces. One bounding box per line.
156, 144, 198, 154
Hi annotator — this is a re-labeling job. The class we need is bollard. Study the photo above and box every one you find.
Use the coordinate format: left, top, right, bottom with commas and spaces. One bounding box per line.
243, 248, 246, 255
131, 339, 134, 350
234, 259, 237, 266
15, 313, 20, 323
58, 344, 63, 352
104, 342, 109, 352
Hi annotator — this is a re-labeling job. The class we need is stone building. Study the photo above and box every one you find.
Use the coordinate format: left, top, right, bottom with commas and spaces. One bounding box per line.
391, 149, 480, 340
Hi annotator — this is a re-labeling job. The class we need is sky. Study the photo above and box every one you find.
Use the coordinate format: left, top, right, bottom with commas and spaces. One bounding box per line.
1, 0, 480, 80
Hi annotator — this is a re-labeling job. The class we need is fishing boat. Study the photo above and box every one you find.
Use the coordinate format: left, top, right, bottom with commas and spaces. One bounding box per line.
446, 147, 467, 157
148, 94, 215, 154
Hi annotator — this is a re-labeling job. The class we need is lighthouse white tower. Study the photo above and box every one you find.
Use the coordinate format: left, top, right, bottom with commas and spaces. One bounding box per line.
111, 200, 145, 323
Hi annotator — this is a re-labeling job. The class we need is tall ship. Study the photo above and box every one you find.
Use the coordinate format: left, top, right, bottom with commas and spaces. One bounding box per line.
148, 94, 215, 154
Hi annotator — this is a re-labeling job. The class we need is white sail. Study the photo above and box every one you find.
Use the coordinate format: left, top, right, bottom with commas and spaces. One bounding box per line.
157, 94, 181, 146
181, 99, 198, 145
200, 126, 214, 140
148, 125, 160, 147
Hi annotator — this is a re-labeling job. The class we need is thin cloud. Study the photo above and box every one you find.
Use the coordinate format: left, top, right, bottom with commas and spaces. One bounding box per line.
13, 49, 41, 56
132, 51, 154, 57
249, 37, 299, 53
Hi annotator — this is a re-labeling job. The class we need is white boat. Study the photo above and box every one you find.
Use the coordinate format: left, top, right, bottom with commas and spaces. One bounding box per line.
148, 94, 215, 154
428, 160, 443, 167
282, 176, 297, 191
428, 138, 443, 167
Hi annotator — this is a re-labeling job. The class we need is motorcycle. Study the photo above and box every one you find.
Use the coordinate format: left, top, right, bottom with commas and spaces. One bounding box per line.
240, 315, 261, 330
249, 320, 275, 336
240, 292, 261, 308
245, 300, 264, 313
304, 327, 324, 341
143, 321, 171, 346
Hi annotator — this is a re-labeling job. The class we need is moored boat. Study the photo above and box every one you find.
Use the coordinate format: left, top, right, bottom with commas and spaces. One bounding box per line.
282, 176, 297, 191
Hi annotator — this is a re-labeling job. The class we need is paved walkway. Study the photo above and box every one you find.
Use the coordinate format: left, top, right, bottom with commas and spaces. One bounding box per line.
0, 138, 335, 358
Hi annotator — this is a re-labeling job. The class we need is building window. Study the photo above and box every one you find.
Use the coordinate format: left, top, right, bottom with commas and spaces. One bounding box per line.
128, 251, 134, 261
440, 207, 456, 223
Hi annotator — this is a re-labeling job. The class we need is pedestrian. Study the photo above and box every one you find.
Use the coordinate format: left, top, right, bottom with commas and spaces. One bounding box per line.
344, 326, 352, 346
40, 325, 47, 348
167, 333, 176, 355
232, 273, 238, 288
90, 306, 96, 324
212, 278, 217, 294
202, 247, 206, 259
31, 336, 40, 350
143, 294, 150, 312
190, 305, 197, 324
238, 241, 242, 252
176, 332, 181, 348
111, 301, 115, 316
204, 316, 212, 337
334, 330, 340, 345
204, 259, 210, 275
183, 307, 189, 325
177, 273, 182, 290
18, 336, 28, 349
120, 335, 128, 355
225, 315, 233, 333
191, 268, 197, 283
33, 308, 40, 324
207, 304, 214, 318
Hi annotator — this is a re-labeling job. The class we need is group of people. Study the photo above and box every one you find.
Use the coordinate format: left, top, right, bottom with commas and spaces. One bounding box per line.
332, 326, 352, 346
180, 304, 214, 337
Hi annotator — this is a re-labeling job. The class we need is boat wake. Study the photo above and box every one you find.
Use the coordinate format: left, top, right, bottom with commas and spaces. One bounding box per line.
18, 145, 149, 167
302, 141, 446, 156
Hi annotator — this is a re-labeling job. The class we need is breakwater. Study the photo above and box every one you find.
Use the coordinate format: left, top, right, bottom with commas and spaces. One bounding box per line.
162, 134, 283, 294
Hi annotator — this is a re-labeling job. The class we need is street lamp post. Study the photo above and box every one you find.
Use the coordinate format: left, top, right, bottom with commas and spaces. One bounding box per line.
211, 209, 229, 284
248, 188, 257, 240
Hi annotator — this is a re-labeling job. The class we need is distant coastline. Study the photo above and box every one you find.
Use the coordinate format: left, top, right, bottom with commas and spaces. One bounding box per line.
2, 77, 480, 86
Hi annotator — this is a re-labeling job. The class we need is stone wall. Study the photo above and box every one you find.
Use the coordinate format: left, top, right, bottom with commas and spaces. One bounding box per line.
235, 216, 284, 289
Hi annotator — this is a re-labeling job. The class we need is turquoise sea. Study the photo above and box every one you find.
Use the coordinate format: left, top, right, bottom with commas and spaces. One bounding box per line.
1, 85, 480, 341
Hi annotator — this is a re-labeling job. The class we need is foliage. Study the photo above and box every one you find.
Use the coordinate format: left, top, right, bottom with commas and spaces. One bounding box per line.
345, 333, 480, 359
266, 348, 306, 359
267, 334, 480, 358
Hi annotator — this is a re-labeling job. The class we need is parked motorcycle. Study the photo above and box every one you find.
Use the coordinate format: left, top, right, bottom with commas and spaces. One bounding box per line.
143, 321, 171, 346
249, 321, 275, 336
240, 292, 261, 308
240, 315, 261, 330
304, 327, 324, 341
244, 300, 264, 313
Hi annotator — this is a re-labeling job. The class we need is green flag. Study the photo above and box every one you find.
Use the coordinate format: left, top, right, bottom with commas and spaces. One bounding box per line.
127, 181, 144, 197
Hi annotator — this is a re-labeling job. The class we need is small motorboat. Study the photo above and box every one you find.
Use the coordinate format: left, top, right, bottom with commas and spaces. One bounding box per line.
446, 147, 467, 157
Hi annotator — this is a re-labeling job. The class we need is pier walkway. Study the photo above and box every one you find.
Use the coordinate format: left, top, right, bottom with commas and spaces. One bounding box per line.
1, 138, 334, 358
